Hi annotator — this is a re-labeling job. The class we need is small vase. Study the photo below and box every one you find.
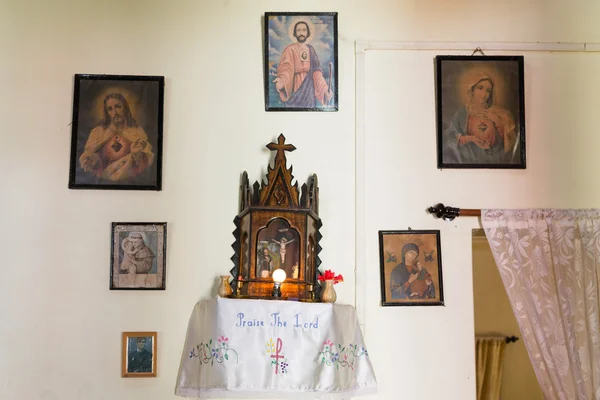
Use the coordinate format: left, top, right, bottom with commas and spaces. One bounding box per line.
218, 275, 233, 297
321, 280, 337, 303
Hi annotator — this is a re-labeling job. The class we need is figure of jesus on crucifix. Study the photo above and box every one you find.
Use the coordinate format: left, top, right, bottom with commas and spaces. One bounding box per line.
271, 237, 295, 264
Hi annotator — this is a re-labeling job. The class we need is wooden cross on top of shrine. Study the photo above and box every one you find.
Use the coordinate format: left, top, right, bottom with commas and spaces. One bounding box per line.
267, 134, 296, 165
256, 134, 300, 208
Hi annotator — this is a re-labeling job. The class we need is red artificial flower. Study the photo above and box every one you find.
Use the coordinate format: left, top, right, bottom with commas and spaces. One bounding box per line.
318, 270, 344, 284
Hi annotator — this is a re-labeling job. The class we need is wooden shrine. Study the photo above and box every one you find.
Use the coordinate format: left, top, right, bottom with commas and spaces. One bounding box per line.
230, 134, 322, 300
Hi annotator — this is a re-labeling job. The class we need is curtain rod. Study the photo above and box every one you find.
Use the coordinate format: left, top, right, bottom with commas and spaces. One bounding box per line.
428, 203, 481, 221
477, 335, 520, 344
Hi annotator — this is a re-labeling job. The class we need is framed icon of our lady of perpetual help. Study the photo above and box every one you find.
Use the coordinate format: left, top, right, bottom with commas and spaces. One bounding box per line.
379, 230, 444, 307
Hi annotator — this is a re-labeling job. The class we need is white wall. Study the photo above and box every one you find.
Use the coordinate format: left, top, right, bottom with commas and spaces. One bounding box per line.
2, 1, 600, 399
362, 48, 600, 399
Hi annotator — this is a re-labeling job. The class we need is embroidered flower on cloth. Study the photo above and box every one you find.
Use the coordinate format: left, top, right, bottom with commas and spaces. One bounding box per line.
218, 336, 229, 345
318, 270, 344, 284
315, 341, 368, 370
189, 338, 239, 365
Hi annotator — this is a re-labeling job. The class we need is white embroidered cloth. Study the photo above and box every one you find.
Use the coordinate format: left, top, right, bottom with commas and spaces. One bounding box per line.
175, 297, 377, 399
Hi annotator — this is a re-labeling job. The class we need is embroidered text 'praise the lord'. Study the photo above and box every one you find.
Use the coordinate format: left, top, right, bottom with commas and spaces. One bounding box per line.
236, 312, 319, 329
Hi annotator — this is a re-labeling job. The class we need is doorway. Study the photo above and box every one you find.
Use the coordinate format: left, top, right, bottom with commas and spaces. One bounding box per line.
472, 229, 542, 399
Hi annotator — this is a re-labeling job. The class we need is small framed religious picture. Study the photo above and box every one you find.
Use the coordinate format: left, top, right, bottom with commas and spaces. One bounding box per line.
122, 331, 157, 378
68, 74, 165, 190
110, 222, 167, 290
379, 230, 444, 307
264, 12, 338, 112
436, 56, 526, 169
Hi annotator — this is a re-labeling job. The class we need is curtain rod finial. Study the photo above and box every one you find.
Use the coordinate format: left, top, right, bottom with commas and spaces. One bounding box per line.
506, 336, 519, 343
427, 203, 460, 221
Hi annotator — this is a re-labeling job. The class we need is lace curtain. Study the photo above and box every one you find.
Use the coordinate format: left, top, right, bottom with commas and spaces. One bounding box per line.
482, 209, 600, 400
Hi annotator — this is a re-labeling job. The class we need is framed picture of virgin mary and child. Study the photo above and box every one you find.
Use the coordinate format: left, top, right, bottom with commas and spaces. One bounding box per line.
379, 230, 444, 307
68, 74, 165, 190
264, 12, 338, 112
436, 56, 526, 169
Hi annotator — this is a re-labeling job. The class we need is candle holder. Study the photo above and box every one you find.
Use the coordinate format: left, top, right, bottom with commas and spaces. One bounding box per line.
230, 278, 244, 297
299, 283, 321, 302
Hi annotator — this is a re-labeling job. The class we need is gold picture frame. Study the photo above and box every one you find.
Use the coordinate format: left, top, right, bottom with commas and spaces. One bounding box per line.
122, 331, 157, 377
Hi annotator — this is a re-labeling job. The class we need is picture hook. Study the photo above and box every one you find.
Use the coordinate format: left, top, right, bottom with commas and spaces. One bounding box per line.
471, 47, 486, 56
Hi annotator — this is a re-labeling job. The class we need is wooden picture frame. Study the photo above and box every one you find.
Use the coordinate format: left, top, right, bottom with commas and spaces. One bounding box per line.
264, 12, 338, 112
379, 230, 444, 307
122, 331, 157, 377
436, 56, 526, 169
110, 222, 167, 290
68, 74, 165, 190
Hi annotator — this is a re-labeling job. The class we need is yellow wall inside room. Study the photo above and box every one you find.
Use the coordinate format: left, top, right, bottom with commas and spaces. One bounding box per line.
472, 234, 543, 400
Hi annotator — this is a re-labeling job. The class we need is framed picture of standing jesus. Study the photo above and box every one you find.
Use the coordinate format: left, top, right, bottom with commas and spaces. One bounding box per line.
379, 230, 444, 307
68, 74, 164, 190
264, 12, 338, 112
436, 56, 526, 169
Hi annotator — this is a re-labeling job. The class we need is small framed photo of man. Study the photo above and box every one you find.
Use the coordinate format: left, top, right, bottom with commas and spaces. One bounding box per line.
110, 222, 167, 290
68, 74, 165, 190
436, 56, 526, 169
379, 230, 444, 307
264, 12, 338, 112
122, 332, 157, 378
